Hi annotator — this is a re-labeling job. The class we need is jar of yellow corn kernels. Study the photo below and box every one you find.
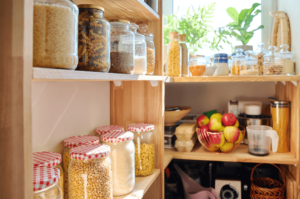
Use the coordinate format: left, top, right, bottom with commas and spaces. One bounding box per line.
96, 125, 124, 143
128, 123, 155, 176
167, 31, 181, 76
63, 135, 99, 199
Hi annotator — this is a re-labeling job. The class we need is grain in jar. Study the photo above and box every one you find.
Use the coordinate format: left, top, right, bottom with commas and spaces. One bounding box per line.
102, 131, 135, 196
128, 123, 155, 176
167, 32, 181, 76
240, 50, 258, 75
179, 34, 189, 77
264, 46, 283, 75
96, 125, 124, 143
253, 42, 268, 75
231, 48, 245, 76
69, 144, 112, 199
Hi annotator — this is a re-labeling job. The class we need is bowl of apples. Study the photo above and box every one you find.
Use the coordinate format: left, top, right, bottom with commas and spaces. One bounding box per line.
196, 113, 245, 153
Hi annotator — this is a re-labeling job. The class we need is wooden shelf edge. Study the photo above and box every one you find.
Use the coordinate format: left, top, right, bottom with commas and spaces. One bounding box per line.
163, 154, 173, 169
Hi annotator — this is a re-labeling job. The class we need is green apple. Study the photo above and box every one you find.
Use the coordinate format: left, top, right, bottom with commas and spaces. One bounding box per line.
234, 120, 239, 127
218, 126, 225, 132
224, 126, 240, 143
220, 142, 234, 152
210, 113, 223, 121
235, 132, 244, 144
208, 118, 222, 132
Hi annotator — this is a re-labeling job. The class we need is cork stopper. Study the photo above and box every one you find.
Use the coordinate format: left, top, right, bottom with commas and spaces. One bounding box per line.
179, 34, 186, 42
169, 31, 179, 40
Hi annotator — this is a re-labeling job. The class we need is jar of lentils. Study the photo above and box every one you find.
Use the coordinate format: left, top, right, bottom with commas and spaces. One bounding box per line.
96, 125, 124, 143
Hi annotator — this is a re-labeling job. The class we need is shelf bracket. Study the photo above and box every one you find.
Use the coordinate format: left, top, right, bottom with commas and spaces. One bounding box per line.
291, 81, 298, 86
113, 81, 122, 87
150, 80, 158, 87
281, 81, 286, 85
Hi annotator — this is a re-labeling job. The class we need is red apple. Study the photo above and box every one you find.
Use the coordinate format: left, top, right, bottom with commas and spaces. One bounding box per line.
220, 142, 234, 152
198, 125, 209, 142
206, 142, 218, 152
197, 115, 209, 127
221, 113, 237, 127
224, 126, 240, 143
234, 120, 239, 127
235, 132, 244, 144
209, 133, 225, 147
208, 118, 222, 132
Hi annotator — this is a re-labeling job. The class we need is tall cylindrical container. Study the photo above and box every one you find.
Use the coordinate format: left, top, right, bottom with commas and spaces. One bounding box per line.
167, 32, 181, 76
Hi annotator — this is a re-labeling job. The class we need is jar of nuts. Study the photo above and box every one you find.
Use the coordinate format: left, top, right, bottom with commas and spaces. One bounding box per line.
128, 123, 155, 176
63, 135, 99, 199
102, 131, 135, 196
96, 125, 124, 143
264, 46, 283, 75
69, 144, 113, 199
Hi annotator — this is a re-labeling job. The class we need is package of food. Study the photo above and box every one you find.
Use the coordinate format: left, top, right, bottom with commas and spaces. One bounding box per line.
174, 134, 197, 152
174, 123, 196, 140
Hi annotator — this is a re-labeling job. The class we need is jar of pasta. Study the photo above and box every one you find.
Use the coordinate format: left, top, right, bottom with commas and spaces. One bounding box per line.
128, 123, 155, 176
69, 144, 113, 199
231, 48, 245, 75
33, 166, 62, 199
63, 135, 99, 199
102, 131, 135, 196
167, 31, 181, 76
96, 125, 124, 143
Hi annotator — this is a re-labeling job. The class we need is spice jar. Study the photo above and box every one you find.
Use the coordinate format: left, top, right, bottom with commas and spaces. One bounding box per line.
96, 125, 124, 143
69, 144, 112, 199
264, 46, 283, 75
271, 101, 290, 153
102, 131, 135, 196
33, 0, 78, 69
33, 151, 64, 198
167, 32, 181, 76
253, 42, 269, 75
33, 166, 62, 199
138, 24, 155, 75
189, 55, 206, 76
128, 123, 155, 176
109, 19, 135, 74
231, 48, 245, 75
240, 50, 258, 75
179, 34, 189, 77
63, 135, 99, 199
76, 5, 110, 72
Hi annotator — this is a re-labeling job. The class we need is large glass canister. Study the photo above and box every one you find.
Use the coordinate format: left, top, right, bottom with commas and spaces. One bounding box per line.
33, 166, 62, 199
279, 44, 294, 75
240, 50, 258, 75
271, 101, 290, 153
263, 46, 283, 75
179, 34, 189, 77
189, 55, 206, 76
167, 31, 181, 76
102, 131, 135, 196
63, 135, 99, 199
96, 125, 124, 143
231, 48, 245, 75
77, 5, 110, 72
279, 44, 292, 60
109, 20, 135, 74
69, 144, 113, 199
33, 0, 78, 69
253, 42, 269, 75
128, 123, 155, 176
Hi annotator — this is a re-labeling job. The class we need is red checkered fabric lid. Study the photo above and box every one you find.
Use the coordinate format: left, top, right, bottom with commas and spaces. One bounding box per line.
102, 131, 134, 143
70, 144, 110, 160
128, 123, 154, 132
33, 166, 60, 191
33, 151, 61, 167
96, 125, 124, 135
64, 135, 99, 148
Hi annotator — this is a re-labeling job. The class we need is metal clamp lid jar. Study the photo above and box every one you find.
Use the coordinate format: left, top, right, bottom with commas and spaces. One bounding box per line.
139, 24, 155, 75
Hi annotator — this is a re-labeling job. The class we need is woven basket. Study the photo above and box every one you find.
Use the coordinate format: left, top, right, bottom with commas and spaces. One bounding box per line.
250, 163, 286, 199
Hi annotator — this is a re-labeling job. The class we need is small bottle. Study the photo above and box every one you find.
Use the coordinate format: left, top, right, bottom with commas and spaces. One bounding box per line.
264, 46, 283, 75
167, 32, 181, 76
179, 34, 189, 77
231, 48, 245, 76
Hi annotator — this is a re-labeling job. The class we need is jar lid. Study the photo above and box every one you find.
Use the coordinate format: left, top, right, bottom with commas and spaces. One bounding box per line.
138, 24, 154, 39
70, 144, 110, 160
128, 123, 154, 132
169, 31, 178, 40
214, 53, 228, 63
77, 4, 105, 12
179, 34, 186, 42
64, 135, 99, 148
214, 53, 228, 58
96, 125, 124, 135
271, 100, 290, 106
33, 151, 61, 167
33, 166, 60, 191
102, 131, 134, 143
110, 19, 130, 24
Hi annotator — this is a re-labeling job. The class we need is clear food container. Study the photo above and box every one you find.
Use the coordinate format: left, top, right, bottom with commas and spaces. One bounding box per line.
128, 123, 155, 176
231, 48, 245, 75
69, 144, 112, 199
253, 42, 269, 75
189, 55, 206, 76
240, 50, 258, 76
279, 44, 292, 60
33, 166, 62, 199
109, 19, 135, 74
167, 31, 181, 76
102, 131, 135, 196
33, 0, 78, 69
278, 44, 294, 75
174, 123, 196, 140
96, 125, 124, 143
77, 5, 110, 72
264, 46, 283, 75
179, 34, 189, 77
63, 135, 99, 199
174, 134, 197, 152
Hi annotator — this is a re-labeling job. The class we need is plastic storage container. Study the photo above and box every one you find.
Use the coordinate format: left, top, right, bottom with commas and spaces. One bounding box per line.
77, 5, 110, 72
109, 20, 135, 74
102, 131, 135, 196
33, 166, 62, 199
189, 55, 206, 76
253, 42, 269, 75
240, 50, 258, 75
179, 34, 189, 77
213, 53, 229, 76
174, 123, 197, 140
69, 144, 113, 199
174, 134, 197, 152
33, 0, 78, 69
167, 31, 181, 76
128, 123, 155, 176
96, 125, 124, 143
231, 48, 245, 75
264, 46, 283, 75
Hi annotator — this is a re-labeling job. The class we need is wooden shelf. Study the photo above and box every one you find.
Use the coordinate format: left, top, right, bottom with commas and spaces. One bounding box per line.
114, 169, 160, 199
163, 154, 173, 169
164, 143, 298, 165
32, 68, 163, 81
72, 0, 159, 22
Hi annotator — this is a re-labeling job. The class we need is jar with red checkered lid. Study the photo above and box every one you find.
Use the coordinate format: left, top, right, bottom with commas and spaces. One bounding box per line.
102, 131, 135, 196
69, 144, 112, 199
128, 123, 155, 176
95, 125, 124, 143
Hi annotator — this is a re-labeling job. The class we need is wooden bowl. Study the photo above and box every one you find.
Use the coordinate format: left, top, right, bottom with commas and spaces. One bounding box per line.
165, 106, 192, 126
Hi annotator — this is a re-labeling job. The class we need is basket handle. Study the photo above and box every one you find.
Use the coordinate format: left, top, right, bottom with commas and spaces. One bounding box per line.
250, 163, 286, 187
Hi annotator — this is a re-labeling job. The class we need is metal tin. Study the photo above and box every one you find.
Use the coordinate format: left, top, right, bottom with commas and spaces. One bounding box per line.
271, 100, 291, 107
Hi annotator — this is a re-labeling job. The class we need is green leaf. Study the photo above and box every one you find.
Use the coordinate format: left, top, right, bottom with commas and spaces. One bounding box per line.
226, 7, 239, 22
248, 3, 260, 15
238, 9, 249, 25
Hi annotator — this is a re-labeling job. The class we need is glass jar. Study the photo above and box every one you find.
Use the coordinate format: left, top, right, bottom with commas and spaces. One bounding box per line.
102, 131, 135, 196
231, 48, 245, 75
76, 5, 110, 72
264, 46, 283, 75
167, 31, 181, 76
278, 44, 294, 75
179, 34, 189, 77
33, 0, 78, 69
96, 125, 124, 143
109, 20, 135, 74
253, 42, 269, 75
128, 123, 155, 176
279, 44, 292, 60
189, 55, 206, 76
240, 50, 258, 76
63, 135, 99, 199
138, 24, 156, 75
69, 144, 113, 199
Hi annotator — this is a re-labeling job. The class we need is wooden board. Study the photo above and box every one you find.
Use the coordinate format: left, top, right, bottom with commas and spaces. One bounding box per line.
143, 174, 162, 199
280, 166, 298, 199
163, 154, 173, 169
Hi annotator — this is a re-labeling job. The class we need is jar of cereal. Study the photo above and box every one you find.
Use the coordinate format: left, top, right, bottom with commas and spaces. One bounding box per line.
128, 123, 155, 176
96, 125, 124, 143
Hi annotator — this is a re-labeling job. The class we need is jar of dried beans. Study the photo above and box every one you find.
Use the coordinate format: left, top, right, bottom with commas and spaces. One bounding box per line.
69, 144, 113, 199
77, 5, 110, 72
63, 135, 99, 199
167, 32, 181, 76
128, 123, 155, 176
102, 131, 135, 196
33, 0, 78, 69
96, 125, 124, 143
109, 19, 135, 74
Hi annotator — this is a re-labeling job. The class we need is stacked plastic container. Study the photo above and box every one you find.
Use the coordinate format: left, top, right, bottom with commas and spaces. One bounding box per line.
174, 123, 197, 152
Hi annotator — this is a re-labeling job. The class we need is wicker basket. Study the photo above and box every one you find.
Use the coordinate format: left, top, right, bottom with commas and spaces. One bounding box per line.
250, 163, 286, 199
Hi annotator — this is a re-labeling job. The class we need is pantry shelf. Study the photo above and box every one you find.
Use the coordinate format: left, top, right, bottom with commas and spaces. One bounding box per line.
163, 154, 173, 169
72, 0, 159, 22
114, 169, 160, 199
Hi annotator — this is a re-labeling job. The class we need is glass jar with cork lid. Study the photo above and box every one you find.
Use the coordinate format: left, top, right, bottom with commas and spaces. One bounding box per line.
179, 34, 189, 77
167, 31, 181, 76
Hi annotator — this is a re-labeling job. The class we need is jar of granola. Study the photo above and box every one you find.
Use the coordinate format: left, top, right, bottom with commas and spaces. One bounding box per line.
69, 144, 112, 199
96, 125, 124, 143
128, 123, 155, 176
264, 46, 283, 75
102, 131, 135, 196
253, 42, 269, 75
240, 50, 258, 76
167, 31, 181, 76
